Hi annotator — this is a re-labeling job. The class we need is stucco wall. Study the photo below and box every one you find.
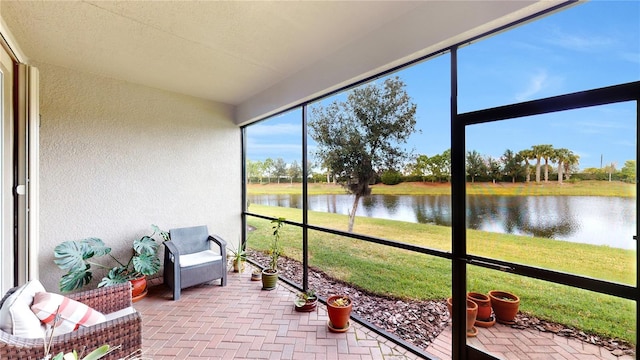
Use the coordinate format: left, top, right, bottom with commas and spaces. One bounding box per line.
37, 62, 240, 292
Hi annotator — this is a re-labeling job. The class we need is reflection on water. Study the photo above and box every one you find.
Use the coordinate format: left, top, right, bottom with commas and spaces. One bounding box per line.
248, 194, 637, 249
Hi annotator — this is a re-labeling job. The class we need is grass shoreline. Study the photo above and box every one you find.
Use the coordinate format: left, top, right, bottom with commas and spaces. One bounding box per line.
248, 180, 636, 197
246, 203, 636, 344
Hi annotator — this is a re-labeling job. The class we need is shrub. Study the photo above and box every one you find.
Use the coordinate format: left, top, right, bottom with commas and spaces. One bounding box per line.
380, 170, 402, 185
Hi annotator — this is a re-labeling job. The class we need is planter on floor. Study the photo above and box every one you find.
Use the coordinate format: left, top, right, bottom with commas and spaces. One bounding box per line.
488, 290, 520, 325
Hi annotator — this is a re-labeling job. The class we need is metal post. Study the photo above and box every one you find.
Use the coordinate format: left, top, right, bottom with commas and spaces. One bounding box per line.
450, 46, 467, 360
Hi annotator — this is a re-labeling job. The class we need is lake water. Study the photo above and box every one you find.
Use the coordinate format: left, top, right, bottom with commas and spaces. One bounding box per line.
248, 194, 637, 250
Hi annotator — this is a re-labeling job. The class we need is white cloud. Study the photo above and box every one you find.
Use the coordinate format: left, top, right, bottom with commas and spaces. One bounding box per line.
515, 70, 548, 102
247, 122, 301, 137
619, 51, 640, 64
545, 27, 615, 52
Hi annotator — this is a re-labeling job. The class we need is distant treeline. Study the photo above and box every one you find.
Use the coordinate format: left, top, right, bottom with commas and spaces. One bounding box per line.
246, 145, 636, 185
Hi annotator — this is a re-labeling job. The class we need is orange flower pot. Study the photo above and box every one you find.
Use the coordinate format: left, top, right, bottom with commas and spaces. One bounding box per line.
467, 292, 492, 321
447, 297, 478, 336
488, 290, 520, 324
327, 295, 352, 331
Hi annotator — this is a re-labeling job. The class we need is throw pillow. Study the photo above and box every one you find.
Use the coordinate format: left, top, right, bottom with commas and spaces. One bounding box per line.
0, 279, 47, 338
31, 292, 106, 335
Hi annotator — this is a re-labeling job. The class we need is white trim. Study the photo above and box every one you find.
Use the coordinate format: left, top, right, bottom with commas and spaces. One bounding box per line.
27, 66, 39, 281
0, 16, 27, 63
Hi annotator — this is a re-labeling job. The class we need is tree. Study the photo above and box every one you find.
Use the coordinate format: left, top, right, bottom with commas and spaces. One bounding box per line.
554, 148, 578, 184
441, 149, 452, 182
426, 154, 444, 182
518, 149, 533, 183
537, 144, 555, 182
466, 150, 486, 183
603, 162, 617, 182
486, 156, 502, 183
288, 160, 302, 183
501, 149, 522, 183
273, 158, 287, 183
620, 160, 636, 183
246, 159, 262, 184
412, 154, 430, 181
263, 158, 274, 183
530, 145, 553, 183
309, 76, 417, 232
563, 151, 580, 181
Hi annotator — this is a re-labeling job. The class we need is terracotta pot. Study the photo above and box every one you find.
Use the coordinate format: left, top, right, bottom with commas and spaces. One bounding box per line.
447, 297, 478, 335
327, 295, 352, 330
130, 275, 147, 302
294, 297, 318, 312
233, 259, 244, 273
488, 290, 520, 324
261, 269, 278, 290
467, 292, 492, 321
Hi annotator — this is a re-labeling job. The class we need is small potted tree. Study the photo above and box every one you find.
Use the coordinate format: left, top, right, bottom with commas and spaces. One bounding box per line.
261, 217, 284, 290
326, 295, 352, 332
54, 224, 168, 301
294, 289, 318, 312
227, 241, 247, 273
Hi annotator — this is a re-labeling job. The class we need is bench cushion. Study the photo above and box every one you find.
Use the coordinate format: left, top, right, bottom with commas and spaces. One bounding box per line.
179, 250, 222, 268
0, 279, 46, 338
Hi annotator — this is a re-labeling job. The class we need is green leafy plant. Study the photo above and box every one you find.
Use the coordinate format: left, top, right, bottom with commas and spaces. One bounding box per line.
227, 240, 247, 272
54, 225, 168, 292
49, 345, 113, 360
329, 296, 351, 307
294, 289, 317, 307
227, 240, 247, 262
266, 217, 285, 272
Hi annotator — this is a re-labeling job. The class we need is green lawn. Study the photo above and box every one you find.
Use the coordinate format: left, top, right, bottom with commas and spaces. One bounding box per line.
247, 204, 636, 344
247, 180, 636, 197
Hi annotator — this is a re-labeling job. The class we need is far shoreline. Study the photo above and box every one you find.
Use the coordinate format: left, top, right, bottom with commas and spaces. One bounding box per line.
247, 180, 636, 198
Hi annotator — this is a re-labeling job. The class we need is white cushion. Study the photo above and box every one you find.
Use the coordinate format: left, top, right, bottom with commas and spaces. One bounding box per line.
0, 280, 46, 338
104, 306, 137, 322
179, 250, 222, 267
31, 292, 106, 335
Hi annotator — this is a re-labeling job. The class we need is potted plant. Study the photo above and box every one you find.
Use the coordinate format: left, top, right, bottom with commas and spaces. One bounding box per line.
488, 290, 520, 324
261, 217, 284, 291
447, 296, 478, 337
294, 289, 318, 312
467, 291, 495, 327
326, 295, 352, 332
251, 268, 261, 281
54, 224, 168, 300
227, 241, 247, 273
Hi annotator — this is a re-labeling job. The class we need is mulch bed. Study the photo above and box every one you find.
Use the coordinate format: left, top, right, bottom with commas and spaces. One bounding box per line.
247, 250, 635, 357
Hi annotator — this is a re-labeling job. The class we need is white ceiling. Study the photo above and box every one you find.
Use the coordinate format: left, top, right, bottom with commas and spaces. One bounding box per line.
0, 1, 567, 124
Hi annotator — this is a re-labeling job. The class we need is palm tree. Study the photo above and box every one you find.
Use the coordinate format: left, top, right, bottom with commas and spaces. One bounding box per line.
564, 152, 580, 180
529, 145, 550, 183
501, 149, 521, 183
554, 148, 571, 184
540, 145, 555, 183
518, 149, 533, 183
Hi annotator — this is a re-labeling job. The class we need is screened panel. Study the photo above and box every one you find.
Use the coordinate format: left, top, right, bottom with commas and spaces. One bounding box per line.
458, 1, 640, 113
245, 108, 303, 221
305, 54, 452, 252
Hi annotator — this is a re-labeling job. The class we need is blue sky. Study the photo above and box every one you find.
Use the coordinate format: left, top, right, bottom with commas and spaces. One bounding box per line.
247, 1, 639, 171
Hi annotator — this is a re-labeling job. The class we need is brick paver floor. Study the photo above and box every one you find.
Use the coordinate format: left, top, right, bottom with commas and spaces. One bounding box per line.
135, 270, 424, 359
429, 319, 634, 360
135, 269, 633, 360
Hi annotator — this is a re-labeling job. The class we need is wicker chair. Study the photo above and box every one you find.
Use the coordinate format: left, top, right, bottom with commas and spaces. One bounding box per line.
164, 225, 227, 300
0, 283, 142, 360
